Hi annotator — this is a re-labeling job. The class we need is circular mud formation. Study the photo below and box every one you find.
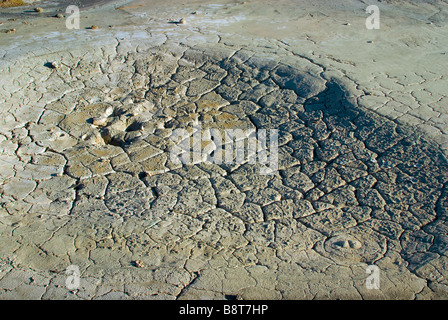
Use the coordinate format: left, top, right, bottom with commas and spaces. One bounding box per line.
1, 45, 448, 299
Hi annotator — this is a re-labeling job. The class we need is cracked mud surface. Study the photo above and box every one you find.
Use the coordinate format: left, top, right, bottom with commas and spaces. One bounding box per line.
1, 41, 447, 300
1, 0, 448, 300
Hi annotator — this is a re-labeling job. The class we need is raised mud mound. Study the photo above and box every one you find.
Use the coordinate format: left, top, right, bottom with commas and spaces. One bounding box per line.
1, 45, 447, 299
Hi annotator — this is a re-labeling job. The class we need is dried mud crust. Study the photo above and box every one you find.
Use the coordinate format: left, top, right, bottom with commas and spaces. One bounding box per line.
0, 44, 447, 299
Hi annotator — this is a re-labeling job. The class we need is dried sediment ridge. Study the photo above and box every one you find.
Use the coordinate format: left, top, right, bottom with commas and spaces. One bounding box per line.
0, 41, 447, 299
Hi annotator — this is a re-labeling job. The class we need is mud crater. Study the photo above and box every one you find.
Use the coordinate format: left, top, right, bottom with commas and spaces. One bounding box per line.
9, 46, 448, 285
